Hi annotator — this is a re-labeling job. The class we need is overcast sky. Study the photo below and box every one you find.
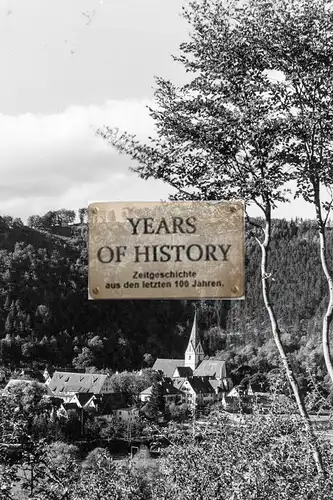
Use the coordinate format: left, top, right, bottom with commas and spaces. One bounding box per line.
0, 0, 318, 221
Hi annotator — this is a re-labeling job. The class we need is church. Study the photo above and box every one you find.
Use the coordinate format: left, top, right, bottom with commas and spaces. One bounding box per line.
152, 312, 233, 402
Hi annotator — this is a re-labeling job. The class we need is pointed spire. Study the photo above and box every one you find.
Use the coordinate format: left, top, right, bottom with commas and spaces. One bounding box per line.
189, 310, 199, 349
184, 310, 205, 370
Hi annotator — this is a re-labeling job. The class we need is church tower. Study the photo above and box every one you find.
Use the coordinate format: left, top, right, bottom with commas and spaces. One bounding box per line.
184, 312, 205, 371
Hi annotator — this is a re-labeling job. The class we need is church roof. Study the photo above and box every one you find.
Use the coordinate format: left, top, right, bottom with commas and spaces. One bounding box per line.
153, 315, 229, 382
152, 359, 184, 378
193, 359, 226, 379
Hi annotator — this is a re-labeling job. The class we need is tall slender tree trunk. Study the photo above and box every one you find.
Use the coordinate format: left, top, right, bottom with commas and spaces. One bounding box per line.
318, 225, 333, 383
257, 211, 324, 475
313, 184, 333, 386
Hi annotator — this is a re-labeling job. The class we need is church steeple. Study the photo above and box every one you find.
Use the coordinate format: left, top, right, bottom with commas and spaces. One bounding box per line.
184, 311, 205, 371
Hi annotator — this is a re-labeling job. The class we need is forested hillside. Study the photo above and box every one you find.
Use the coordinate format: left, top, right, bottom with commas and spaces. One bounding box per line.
0, 211, 332, 393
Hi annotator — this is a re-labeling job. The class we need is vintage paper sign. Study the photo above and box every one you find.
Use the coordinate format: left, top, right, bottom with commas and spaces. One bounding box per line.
88, 201, 244, 300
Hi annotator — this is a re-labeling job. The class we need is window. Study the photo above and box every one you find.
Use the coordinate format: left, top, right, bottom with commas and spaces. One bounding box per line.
189, 356, 191, 360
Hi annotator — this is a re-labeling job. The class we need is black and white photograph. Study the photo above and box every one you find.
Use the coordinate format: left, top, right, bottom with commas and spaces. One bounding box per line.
1, 0, 333, 498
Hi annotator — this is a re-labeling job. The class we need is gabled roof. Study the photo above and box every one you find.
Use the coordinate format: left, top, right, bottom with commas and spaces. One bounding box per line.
48, 372, 108, 395
163, 384, 183, 396
182, 377, 215, 395
71, 392, 95, 408
61, 402, 79, 411
208, 379, 221, 392
227, 386, 244, 397
172, 378, 187, 390
173, 366, 193, 378
94, 393, 127, 414
140, 380, 184, 397
193, 359, 226, 379
152, 359, 184, 378
141, 386, 153, 396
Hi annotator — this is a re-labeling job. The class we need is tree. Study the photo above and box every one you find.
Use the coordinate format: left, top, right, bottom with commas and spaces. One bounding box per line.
236, 0, 333, 387
167, 402, 190, 422
27, 215, 43, 229
72, 347, 96, 370
59, 409, 82, 442
2, 216, 13, 229
98, 416, 126, 440
0, 382, 59, 499
40, 211, 57, 229
81, 447, 111, 472
109, 370, 158, 404
78, 207, 88, 224
98, 0, 324, 473
19, 441, 80, 500
143, 382, 165, 420
143, 353, 154, 368
57, 208, 76, 226
12, 218, 24, 229
73, 448, 150, 500
152, 407, 333, 500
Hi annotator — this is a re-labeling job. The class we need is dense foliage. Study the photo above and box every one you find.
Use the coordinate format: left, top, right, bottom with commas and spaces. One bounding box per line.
0, 211, 193, 371
0, 215, 331, 371
0, 212, 332, 399
1, 386, 333, 500
155, 409, 333, 499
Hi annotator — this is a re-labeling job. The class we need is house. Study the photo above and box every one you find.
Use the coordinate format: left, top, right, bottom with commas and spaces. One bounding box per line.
68, 393, 97, 409
222, 384, 272, 412
140, 379, 184, 404
176, 376, 216, 407
113, 406, 139, 423
225, 386, 243, 400
93, 393, 128, 421
94, 392, 127, 410
48, 371, 113, 401
208, 379, 232, 400
58, 402, 80, 418
57, 393, 97, 419
53, 385, 129, 422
